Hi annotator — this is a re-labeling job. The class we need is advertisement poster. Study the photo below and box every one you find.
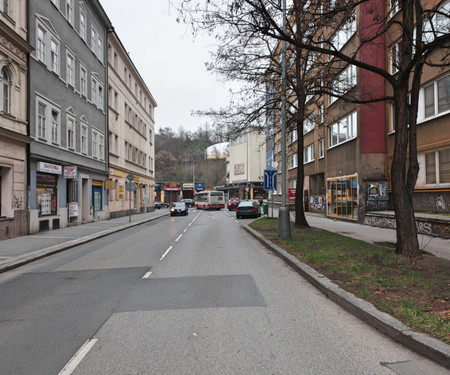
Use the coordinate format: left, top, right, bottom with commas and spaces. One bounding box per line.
69, 202, 79, 218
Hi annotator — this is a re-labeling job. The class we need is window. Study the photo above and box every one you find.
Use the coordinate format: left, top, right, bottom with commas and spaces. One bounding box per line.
37, 27, 46, 63
91, 74, 104, 110
50, 39, 59, 73
99, 134, 104, 160
66, 51, 75, 86
2, 0, 9, 15
319, 139, 325, 158
80, 64, 87, 97
67, 116, 75, 150
328, 65, 357, 105
304, 144, 315, 164
425, 148, 450, 185
91, 25, 97, 54
79, 6, 87, 41
92, 130, 98, 158
1, 67, 10, 114
65, 0, 73, 25
37, 102, 46, 138
420, 75, 450, 120
91, 24, 103, 61
288, 129, 298, 144
51, 109, 59, 144
303, 113, 315, 134
330, 11, 356, 52
328, 111, 357, 147
390, 40, 400, 74
289, 153, 298, 169
81, 123, 88, 154
389, 0, 400, 16
98, 85, 103, 110
327, 176, 358, 220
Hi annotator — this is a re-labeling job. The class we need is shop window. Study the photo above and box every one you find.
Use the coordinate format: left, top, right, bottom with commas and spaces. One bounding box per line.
327, 176, 358, 220
37, 173, 57, 216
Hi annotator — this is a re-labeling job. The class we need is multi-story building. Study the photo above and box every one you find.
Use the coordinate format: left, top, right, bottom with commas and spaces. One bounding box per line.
222, 128, 266, 201
271, 0, 449, 222
107, 30, 157, 217
28, 0, 111, 233
0, 0, 33, 239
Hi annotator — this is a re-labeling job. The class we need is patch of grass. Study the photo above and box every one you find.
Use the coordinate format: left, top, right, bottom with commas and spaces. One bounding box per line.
249, 218, 450, 344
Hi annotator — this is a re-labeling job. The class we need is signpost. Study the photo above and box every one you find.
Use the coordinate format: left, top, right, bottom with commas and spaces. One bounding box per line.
264, 170, 277, 218
126, 174, 135, 222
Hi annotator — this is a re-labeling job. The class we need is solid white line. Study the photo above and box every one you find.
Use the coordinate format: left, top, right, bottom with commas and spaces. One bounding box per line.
143, 271, 152, 279
58, 338, 98, 375
175, 234, 183, 242
160, 246, 173, 261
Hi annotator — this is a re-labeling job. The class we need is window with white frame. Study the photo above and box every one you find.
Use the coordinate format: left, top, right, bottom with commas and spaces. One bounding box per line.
328, 111, 358, 147
318, 104, 324, 124
328, 64, 357, 105
91, 74, 104, 110
289, 153, 298, 169
389, 0, 400, 17
330, 11, 356, 52
424, 148, 450, 185
303, 113, 315, 134
2, 0, 10, 15
67, 116, 75, 150
91, 23, 103, 61
99, 134, 104, 161
37, 26, 46, 63
390, 40, 400, 74
81, 122, 88, 154
92, 130, 98, 158
51, 109, 60, 144
1, 67, 11, 114
420, 74, 450, 120
319, 138, 325, 158
80, 63, 87, 97
304, 144, 315, 164
288, 129, 298, 144
79, 5, 87, 41
423, 1, 450, 42
66, 51, 75, 86
65, 0, 73, 25
37, 102, 46, 139
50, 39, 59, 74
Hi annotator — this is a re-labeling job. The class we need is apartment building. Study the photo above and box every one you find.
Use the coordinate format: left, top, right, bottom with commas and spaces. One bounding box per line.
107, 30, 157, 217
272, 0, 449, 222
0, 0, 33, 239
28, 0, 111, 233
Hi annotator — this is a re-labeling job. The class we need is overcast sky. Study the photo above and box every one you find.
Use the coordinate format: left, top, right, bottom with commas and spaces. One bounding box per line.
100, 0, 231, 134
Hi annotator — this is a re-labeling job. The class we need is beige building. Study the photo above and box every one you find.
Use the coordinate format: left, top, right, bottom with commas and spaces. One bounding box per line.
224, 128, 266, 200
107, 30, 157, 217
0, 0, 33, 239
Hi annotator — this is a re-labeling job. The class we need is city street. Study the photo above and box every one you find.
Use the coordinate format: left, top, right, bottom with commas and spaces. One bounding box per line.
0, 210, 448, 375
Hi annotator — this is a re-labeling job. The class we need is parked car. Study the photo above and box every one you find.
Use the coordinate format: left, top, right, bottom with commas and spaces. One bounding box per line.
180, 198, 195, 208
155, 201, 169, 209
236, 201, 261, 219
227, 198, 240, 211
170, 202, 188, 216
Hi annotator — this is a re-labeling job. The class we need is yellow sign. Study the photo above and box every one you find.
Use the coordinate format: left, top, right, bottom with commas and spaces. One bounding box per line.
105, 181, 115, 189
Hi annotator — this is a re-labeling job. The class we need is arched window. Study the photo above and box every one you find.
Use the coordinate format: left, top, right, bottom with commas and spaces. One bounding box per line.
2, 67, 11, 114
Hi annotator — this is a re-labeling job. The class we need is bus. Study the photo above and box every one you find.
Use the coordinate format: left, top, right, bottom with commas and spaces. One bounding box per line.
195, 191, 225, 210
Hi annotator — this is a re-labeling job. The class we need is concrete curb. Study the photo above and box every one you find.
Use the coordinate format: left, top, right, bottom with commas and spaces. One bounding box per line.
0, 213, 169, 274
243, 224, 450, 369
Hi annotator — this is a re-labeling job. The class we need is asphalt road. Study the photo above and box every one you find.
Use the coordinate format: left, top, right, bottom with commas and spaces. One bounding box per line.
0, 210, 448, 375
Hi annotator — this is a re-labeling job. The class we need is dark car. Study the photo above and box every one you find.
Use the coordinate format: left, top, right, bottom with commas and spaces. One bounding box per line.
227, 198, 240, 211
180, 198, 195, 208
170, 202, 188, 216
155, 201, 169, 209
236, 201, 261, 219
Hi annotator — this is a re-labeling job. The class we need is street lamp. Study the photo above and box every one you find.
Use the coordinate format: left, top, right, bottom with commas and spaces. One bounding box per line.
279, 0, 291, 239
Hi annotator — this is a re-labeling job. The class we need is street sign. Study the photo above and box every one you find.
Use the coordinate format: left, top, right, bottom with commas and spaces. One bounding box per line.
126, 182, 136, 191
264, 169, 277, 190
126, 173, 135, 181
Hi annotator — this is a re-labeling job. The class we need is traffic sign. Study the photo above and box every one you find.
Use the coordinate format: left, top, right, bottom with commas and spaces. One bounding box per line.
264, 169, 277, 190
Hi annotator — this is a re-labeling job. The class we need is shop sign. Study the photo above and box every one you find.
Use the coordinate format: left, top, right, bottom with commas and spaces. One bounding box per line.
105, 181, 115, 189
69, 202, 79, 218
38, 161, 62, 174
183, 183, 194, 190
165, 182, 181, 191
289, 188, 296, 202
64, 166, 77, 179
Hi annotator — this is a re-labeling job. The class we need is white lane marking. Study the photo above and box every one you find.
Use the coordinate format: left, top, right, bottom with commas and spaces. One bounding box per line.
143, 271, 152, 279
184, 228, 188, 233
58, 338, 98, 375
192, 213, 200, 222
189, 222, 193, 227
175, 234, 182, 242
35, 236, 77, 239
235, 220, 240, 224
160, 246, 173, 261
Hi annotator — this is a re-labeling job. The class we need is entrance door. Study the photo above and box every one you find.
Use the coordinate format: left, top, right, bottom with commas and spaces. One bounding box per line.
92, 185, 102, 217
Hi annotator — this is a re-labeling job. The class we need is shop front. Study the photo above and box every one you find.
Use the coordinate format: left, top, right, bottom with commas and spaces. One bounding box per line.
327, 175, 359, 220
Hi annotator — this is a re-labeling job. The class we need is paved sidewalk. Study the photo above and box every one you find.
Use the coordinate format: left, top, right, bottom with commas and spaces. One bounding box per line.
266, 208, 450, 261
0, 209, 170, 273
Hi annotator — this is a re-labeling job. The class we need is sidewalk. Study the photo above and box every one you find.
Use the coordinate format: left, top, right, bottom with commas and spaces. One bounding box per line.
267, 208, 450, 261
0, 209, 169, 273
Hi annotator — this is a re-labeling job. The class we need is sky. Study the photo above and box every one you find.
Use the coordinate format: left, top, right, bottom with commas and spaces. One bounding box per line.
100, 0, 232, 135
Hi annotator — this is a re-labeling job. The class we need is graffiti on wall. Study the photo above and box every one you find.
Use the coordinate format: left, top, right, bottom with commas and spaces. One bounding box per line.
310, 196, 325, 210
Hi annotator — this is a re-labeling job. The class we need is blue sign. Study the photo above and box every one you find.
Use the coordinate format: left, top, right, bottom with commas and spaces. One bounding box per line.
196, 182, 205, 191
264, 170, 277, 190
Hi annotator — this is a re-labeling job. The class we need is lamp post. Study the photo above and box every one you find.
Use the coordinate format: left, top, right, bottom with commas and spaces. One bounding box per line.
278, 0, 291, 239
